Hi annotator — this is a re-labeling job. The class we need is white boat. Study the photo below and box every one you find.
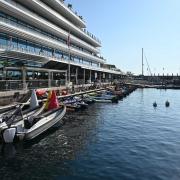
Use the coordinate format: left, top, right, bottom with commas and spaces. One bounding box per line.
0, 104, 43, 123
0, 90, 42, 129
1, 90, 66, 143
2, 105, 66, 143
22, 105, 66, 140
0, 90, 31, 115
91, 95, 119, 103
0, 104, 18, 114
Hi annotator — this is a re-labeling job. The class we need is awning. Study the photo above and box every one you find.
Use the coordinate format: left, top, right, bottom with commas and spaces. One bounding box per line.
0, 49, 49, 63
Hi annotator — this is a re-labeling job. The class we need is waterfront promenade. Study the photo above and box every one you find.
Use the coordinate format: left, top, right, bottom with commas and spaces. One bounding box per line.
0, 82, 115, 105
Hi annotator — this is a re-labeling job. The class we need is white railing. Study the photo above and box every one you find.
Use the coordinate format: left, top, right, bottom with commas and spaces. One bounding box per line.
56, 0, 86, 23
4, 0, 101, 45
0, 44, 121, 74
0, 16, 99, 55
0, 79, 66, 91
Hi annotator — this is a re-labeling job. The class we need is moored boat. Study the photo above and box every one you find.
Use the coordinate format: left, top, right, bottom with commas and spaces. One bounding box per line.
18, 105, 66, 141
62, 96, 88, 110
0, 90, 43, 127
1, 90, 66, 143
89, 91, 119, 103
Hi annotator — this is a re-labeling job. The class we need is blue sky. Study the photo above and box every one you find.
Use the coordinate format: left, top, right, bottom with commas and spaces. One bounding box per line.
67, 0, 180, 75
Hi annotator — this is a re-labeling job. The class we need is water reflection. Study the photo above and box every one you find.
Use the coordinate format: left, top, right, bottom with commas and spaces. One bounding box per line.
1, 89, 180, 180
0, 104, 103, 179
1, 144, 16, 158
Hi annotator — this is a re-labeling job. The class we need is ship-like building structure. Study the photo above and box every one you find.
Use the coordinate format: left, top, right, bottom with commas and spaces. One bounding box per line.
0, 0, 123, 91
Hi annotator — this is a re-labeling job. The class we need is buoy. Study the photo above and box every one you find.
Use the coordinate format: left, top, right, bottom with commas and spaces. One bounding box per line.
165, 100, 170, 107
153, 102, 157, 107
30, 89, 39, 109
36, 89, 46, 97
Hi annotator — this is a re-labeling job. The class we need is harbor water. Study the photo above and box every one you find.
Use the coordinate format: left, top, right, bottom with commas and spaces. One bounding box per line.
1, 88, 180, 180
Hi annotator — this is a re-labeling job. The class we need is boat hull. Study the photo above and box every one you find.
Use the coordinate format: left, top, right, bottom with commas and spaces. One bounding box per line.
24, 106, 66, 140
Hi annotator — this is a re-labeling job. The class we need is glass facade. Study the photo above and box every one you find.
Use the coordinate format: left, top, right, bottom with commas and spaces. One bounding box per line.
0, 12, 96, 56
6, 70, 22, 80
0, 32, 100, 68
0, 11, 102, 69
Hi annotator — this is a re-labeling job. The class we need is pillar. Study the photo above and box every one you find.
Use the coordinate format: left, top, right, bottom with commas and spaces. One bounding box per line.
103, 73, 105, 82
95, 72, 97, 80
89, 70, 92, 84
99, 72, 101, 82
65, 71, 68, 86
84, 68, 86, 84
68, 63, 71, 84
75, 67, 78, 85
48, 71, 51, 88
22, 67, 27, 90
109, 74, 111, 83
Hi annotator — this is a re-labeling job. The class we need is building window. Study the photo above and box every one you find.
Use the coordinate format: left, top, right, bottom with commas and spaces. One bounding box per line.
18, 39, 27, 50
6, 70, 22, 80
0, 33, 7, 47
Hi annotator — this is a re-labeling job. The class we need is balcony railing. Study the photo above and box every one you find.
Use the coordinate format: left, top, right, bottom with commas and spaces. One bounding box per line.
0, 16, 96, 54
26, 80, 48, 89
0, 80, 23, 91
4, 0, 101, 45
0, 79, 66, 91
0, 44, 120, 74
58, 0, 86, 23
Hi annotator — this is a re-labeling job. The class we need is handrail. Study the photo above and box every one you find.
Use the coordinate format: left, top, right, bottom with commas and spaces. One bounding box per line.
4, 0, 101, 44
0, 45, 121, 74
0, 16, 93, 54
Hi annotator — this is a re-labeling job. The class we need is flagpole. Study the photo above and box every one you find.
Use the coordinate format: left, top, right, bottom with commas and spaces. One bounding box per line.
68, 47, 70, 85
68, 32, 71, 86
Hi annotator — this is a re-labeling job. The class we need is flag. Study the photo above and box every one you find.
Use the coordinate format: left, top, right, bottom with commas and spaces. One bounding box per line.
48, 90, 59, 110
67, 32, 70, 48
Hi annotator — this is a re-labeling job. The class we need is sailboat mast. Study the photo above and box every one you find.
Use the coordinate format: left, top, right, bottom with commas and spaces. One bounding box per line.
142, 48, 144, 76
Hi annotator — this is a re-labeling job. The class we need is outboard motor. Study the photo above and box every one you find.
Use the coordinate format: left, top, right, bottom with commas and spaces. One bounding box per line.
2, 127, 16, 143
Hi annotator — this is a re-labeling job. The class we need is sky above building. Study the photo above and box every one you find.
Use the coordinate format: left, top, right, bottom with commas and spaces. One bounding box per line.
67, 0, 180, 75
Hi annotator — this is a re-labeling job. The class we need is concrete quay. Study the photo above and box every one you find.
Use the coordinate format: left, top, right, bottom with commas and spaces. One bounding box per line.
0, 83, 112, 106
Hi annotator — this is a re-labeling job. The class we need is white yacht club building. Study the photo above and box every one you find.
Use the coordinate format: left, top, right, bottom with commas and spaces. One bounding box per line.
0, 0, 123, 91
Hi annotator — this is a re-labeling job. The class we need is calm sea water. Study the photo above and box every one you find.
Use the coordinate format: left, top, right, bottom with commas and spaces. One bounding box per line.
1, 89, 180, 180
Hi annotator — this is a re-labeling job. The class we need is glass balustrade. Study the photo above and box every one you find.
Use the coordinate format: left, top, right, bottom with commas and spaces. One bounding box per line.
0, 12, 98, 56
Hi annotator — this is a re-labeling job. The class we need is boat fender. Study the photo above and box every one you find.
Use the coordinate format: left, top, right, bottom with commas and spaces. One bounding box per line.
165, 101, 170, 107
2, 127, 16, 143
30, 89, 39, 109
